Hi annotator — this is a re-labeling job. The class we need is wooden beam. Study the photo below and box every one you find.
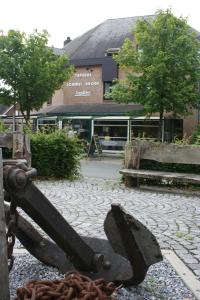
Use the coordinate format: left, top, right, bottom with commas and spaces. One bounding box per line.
125, 141, 200, 165
24, 134, 31, 167
124, 145, 141, 186
120, 168, 200, 185
0, 149, 10, 300
12, 132, 24, 159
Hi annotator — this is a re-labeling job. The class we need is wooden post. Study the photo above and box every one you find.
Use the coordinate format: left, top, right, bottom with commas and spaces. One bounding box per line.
129, 145, 140, 187
24, 134, 31, 167
12, 132, 24, 159
124, 144, 141, 187
0, 149, 10, 300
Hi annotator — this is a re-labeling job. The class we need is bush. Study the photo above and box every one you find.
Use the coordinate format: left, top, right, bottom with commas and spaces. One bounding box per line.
0, 119, 8, 132
192, 124, 200, 145
140, 159, 200, 175
139, 159, 200, 188
173, 134, 193, 145
30, 131, 83, 178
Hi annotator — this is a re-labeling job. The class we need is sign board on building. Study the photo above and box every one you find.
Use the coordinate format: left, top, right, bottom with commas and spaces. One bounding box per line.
63, 66, 102, 103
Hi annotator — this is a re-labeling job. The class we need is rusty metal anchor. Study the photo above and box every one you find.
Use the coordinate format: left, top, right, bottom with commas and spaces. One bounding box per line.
4, 163, 163, 286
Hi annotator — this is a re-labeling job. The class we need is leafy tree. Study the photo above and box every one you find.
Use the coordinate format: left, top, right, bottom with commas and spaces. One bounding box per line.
110, 10, 200, 138
0, 30, 73, 124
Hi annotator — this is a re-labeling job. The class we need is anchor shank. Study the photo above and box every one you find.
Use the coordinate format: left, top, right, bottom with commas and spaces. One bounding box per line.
4, 166, 103, 272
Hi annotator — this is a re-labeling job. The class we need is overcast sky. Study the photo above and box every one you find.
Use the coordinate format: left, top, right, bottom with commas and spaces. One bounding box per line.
1, 0, 200, 48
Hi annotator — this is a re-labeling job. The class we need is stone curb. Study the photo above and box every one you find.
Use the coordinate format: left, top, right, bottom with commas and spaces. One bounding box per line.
137, 185, 200, 197
162, 249, 200, 300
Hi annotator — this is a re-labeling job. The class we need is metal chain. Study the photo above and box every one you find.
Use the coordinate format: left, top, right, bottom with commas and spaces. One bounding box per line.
15, 271, 117, 300
6, 200, 17, 272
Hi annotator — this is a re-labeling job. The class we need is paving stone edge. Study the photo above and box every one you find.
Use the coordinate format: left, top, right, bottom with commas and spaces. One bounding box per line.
162, 249, 200, 300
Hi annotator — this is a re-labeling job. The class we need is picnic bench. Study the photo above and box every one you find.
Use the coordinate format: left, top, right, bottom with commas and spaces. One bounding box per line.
120, 140, 200, 187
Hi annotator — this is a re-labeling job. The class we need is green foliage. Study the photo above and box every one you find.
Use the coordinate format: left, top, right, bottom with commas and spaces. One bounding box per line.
175, 232, 194, 240
142, 276, 166, 300
140, 159, 200, 175
192, 124, 200, 144
30, 131, 83, 178
0, 30, 73, 123
111, 10, 200, 124
175, 232, 185, 238
172, 134, 193, 145
139, 158, 200, 188
0, 119, 8, 132
0, 119, 11, 157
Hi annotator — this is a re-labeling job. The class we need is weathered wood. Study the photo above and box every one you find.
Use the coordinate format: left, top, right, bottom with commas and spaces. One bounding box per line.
0, 149, 10, 300
24, 134, 31, 167
12, 132, 24, 159
124, 145, 141, 169
120, 169, 200, 185
0, 132, 31, 165
3, 159, 27, 166
125, 141, 200, 166
124, 145, 141, 186
123, 141, 200, 187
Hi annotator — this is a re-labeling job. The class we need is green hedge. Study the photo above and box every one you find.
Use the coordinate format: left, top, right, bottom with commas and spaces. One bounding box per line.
30, 131, 83, 178
139, 159, 200, 187
140, 159, 200, 174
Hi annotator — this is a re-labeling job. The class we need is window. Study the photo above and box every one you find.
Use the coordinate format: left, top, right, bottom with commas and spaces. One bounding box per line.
37, 118, 57, 132
103, 82, 113, 100
131, 120, 159, 139
105, 48, 120, 56
94, 120, 128, 151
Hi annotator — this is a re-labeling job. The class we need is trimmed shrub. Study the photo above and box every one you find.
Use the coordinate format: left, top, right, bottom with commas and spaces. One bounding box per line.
192, 124, 200, 145
30, 131, 83, 178
140, 159, 200, 175
139, 159, 200, 187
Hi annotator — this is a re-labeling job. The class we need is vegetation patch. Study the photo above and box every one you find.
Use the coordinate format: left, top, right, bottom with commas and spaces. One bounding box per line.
30, 131, 83, 179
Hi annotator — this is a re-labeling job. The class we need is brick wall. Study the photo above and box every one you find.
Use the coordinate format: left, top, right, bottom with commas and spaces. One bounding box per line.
63, 66, 103, 104
41, 65, 198, 136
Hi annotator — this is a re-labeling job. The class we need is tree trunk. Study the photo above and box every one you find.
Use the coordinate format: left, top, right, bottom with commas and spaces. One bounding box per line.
158, 111, 163, 142
12, 102, 16, 132
20, 109, 30, 126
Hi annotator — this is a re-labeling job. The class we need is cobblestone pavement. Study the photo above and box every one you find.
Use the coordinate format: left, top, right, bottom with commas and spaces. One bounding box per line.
31, 178, 200, 280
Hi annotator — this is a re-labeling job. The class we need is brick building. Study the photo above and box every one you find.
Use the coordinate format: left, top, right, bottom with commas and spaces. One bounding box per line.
34, 16, 200, 151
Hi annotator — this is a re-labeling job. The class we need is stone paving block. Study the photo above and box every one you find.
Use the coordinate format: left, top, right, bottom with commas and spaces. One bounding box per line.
187, 263, 200, 270
194, 269, 200, 277
175, 249, 189, 255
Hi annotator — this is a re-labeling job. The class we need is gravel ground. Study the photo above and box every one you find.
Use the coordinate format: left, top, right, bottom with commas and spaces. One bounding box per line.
9, 253, 196, 300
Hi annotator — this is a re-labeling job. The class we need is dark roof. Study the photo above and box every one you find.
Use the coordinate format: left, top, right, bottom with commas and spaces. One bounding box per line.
34, 103, 144, 116
53, 15, 200, 60
52, 47, 65, 55
56, 16, 155, 60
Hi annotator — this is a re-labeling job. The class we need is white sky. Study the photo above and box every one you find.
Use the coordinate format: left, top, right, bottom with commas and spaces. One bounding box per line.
0, 0, 200, 48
